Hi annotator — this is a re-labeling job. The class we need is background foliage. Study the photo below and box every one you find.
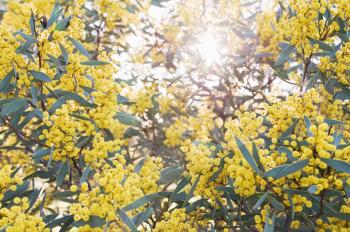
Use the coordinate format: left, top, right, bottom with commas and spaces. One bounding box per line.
0, 0, 350, 231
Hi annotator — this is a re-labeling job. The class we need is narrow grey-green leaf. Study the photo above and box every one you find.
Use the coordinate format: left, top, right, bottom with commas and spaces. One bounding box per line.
33, 148, 52, 159
278, 146, 296, 162
0, 70, 14, 93
183, 175, 200, 207
133, 207, 154, 226
304, 116, 312, 136
73, 216, 105, 228
287, 193, 294, 220
307, 37, 333, 52
159, 165, 183, 185
1, 98, 27, 116
264, 159, 309, 180
235, 136, 261, 175
54, 90, 92, 107
280, 118, 299, 139
59, 43, 68, 65
268, 195, 285, 211
56, 161, 69, 186
55, 16, 72, 31
47, 1, 62, 27
79, 166, 92, 185
29, 70, 51, 82
252, 142, 265, 172
115, 112, 140, 127
308, 185, 317, 194
123, 193, 158, 211
2, 181, 29, 202
208, 158, 224, 182
275, 44, 295, 66
117, 209, 138, 232
321, 158, 350, 174
80, 60, 109, 66
253, 192, 269, 210
117, 94, 133, 105
67, 37, 91, 58
29, 11, 36, 36
264, 212, 276, 232
30, 85, 38, 105
134, 157, 146, 174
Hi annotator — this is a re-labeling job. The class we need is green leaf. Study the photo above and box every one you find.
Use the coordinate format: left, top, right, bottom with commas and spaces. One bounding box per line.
28, 188, 41, 210
59, 43, 68, 65
252, 143, 265, 172
115, 112, 140, 127
43, 213, 59, 224
54, 90, 92, 107
49, 97, 68, 112
52, 191, 78, 198
252, 192, 269, 210
301, 213, 317, 231
235, 136, 261, 175
159, 165, 183, 185
287, 193, 294, 220
73, 216, 105, 228
0, 70, 14, 93
332, 131, 343, 148
280, 118, 299, 139
67, 37, 91, 59
132, 206, 154, 226
282, 188, 310, 197
29, 11, 36, 37
117, 95, 133, 105
268, 195, 285, 211
30, 85, 38, 105
308, 185, 317, 194
46, 215, 74, 229
123, 193, 159, 211
151, 0, 170, 7
263, 211, 276, 232
1, 98, 27, 116
29, 70, 51, 82
79, 166, 92, 185
264, 159, 309, 180
47, 1, 62, 27
80, 60, 109, 66
55, 16, 72, 31
335, 90, 350, 100
117, 209, 138, 232
304, 116, 312, 136
321, 158, 350, 174
275, 44, 295, 66
170, 177, 190, 201
56, 161, 69, 186
134, 157, 146, 174
14, 30, 36, 43
2, 181, 29, 202
344, 183, 350, 198
277, 146, 296, 162
183, 175, 200, 207
324, 119, 343, 126
208, 158, 224, 182
307, 37, 333, 51
33, 148, 52, 159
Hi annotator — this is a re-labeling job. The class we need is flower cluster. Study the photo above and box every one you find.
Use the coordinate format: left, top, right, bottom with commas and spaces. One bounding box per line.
70, 157, 162, 230
0, 197, 48, 232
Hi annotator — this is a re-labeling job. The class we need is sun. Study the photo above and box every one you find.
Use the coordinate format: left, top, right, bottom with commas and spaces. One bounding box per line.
195, 31, 222, 66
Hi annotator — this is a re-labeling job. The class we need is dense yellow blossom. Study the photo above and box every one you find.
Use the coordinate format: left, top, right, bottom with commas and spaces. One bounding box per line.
154, 208, 208, 232
319, 42, 350, 86
70, 157, 162, 230
0, 0, 350, 231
